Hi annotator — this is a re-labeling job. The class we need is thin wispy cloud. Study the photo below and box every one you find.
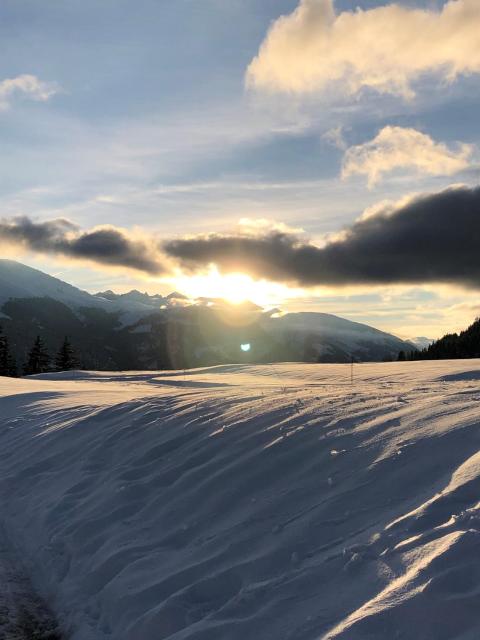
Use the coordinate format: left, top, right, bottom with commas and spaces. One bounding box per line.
342, 126, 474, 187
247, 0, 480, 99
322, 126, 347, 151
0, 74, 59, 111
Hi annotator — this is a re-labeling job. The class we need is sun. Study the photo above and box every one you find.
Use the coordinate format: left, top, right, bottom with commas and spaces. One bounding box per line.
171, 266, 299, 307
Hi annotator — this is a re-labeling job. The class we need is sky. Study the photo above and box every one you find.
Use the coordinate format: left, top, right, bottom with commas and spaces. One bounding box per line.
1, 0, 480, 339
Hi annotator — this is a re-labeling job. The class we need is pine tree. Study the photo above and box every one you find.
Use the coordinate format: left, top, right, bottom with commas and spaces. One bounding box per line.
24, 336, 50, 375
0, 327, 7, 376
5, 342, 17, 377
0, 326, 17, 377
55, 336, 79, 371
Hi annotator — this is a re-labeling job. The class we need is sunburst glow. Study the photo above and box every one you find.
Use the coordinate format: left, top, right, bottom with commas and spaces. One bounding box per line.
171, 266, 303, 307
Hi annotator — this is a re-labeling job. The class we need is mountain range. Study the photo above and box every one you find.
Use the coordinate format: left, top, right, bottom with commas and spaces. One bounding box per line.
0, 259, 412, 370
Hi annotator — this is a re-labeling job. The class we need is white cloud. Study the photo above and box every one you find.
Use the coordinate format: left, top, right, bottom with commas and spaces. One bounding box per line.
0, 74, 59, 111
247, 0, 480, 99
342, 126, 473, 187
238, 217, 305, 235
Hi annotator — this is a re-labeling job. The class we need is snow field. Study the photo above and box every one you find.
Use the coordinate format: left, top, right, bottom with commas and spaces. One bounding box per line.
1, 360, 480, 639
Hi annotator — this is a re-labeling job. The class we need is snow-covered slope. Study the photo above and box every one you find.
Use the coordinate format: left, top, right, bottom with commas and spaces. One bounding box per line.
0, 260, 201, 316
264, 311, 408, 361
0, 259, 103, 308
1, 361, 480, 639
0, 259, 155, 316
408, 336, 434, 350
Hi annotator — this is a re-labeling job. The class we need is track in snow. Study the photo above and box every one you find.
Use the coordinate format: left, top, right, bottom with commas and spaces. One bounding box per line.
0, 526, 62, 640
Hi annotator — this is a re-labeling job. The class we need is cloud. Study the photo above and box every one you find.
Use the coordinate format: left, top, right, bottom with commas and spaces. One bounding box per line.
342, 126, 474, 187
238, 217, 304, 235
5, 186, 480, 287
0, 216, 165, 274
322, 126, 347, 151
164, 185, 480, 288
246, 0, 480, 99
0, 74, 59, 111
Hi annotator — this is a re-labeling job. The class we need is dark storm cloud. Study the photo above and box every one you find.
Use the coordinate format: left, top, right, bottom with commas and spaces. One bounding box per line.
164, 186, 480, 287
0, 216, 165, 274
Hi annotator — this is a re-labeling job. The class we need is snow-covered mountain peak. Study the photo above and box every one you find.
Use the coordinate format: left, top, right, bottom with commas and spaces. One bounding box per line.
0, 260, 412, 363
0, 259, 99, 308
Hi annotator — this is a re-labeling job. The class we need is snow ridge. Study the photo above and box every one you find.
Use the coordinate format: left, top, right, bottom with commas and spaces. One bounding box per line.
1, 360, 480, 639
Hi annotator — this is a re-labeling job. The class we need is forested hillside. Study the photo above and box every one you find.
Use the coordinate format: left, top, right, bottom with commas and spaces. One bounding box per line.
411, 317, 480, 360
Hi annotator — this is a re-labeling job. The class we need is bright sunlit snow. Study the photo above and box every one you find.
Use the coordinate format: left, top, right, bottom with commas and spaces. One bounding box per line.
1, 360, 480, 639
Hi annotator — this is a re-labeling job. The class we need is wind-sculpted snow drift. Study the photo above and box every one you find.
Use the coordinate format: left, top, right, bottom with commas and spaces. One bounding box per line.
1, 361, 480, 639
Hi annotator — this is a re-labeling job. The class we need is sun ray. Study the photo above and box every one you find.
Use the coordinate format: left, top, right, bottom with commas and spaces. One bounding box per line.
170, 266, 303, 308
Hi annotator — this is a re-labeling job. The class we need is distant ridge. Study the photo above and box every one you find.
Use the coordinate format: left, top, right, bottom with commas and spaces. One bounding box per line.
0, 259, 99, 308
0, 260, 412, 368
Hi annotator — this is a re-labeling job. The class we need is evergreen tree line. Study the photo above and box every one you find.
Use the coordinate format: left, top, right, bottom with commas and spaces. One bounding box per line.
0, 328, 79, 377
0, 327, 17, 377
398, 317, 480, 362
